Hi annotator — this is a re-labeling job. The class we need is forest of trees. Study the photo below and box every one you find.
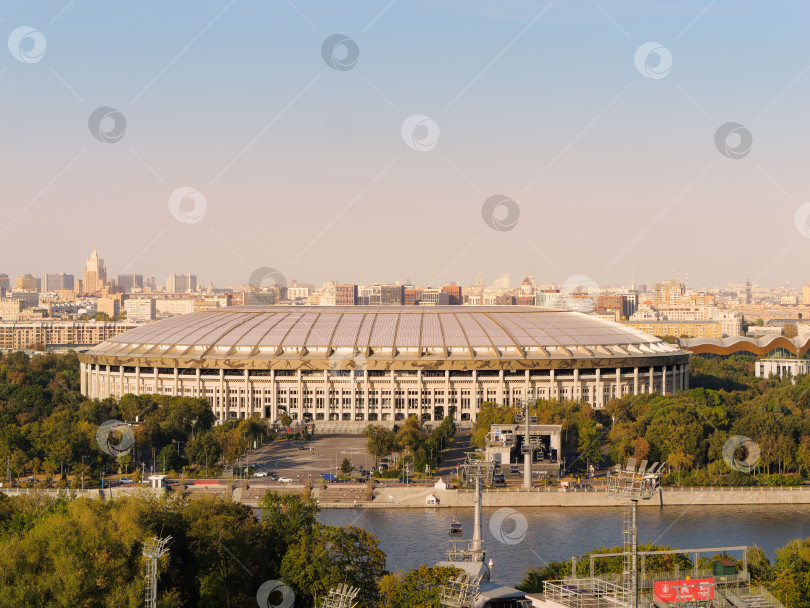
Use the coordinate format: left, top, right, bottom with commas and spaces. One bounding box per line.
469, 355, 810, 485
364, 415, 456, 477
0, 351, 272, 486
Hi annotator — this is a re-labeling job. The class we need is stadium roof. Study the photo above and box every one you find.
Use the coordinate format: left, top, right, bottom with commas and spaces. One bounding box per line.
81, 306, 687, 370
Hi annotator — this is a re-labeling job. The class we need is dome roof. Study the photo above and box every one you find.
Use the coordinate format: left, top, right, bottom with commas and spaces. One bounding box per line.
82, 306, 685, 369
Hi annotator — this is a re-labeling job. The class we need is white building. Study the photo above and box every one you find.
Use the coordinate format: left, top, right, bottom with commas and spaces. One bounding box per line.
124, 299, 156, 323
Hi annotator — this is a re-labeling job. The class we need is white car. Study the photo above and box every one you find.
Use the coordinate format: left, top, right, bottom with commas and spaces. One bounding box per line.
278, 477, 293, 483
252, 471, 268, 478
120, 478, 134, 484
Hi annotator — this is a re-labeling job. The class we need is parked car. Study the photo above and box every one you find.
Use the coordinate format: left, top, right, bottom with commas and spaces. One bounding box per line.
120, 478, 134, 484
269, 473, 279, 481
252, 471, 268, 478
278, 477, 293, 483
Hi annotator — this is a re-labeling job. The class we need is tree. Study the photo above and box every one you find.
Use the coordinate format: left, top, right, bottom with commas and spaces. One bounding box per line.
280, 413, 292, 427
158, 444, 180, 473
364, 425, 396, 468
577, 418, 603, 473
667, 447, 694, 485
783, 323, 799, 339
379, 565, 461, 608
633, 436, 650, 462
280, 524, 385, 608
340, 457, 353, 474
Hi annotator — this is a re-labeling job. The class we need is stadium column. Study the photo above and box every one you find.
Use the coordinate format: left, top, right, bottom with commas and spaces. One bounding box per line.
445, 369, 450, 421
325, 370, 330, 421
471, 369, 477, 422
648, 366, 654, 394
499, 369, 505, 405
195, 368, 201, 399
392, 370, 397, 422
80, 361, 87, 394
135, 366, 141, 395
633, 368, 639, 396
417, 370, 423, 421
119, 366, 124, 398
270, 369, 277, 421
684, 364, 689, 390
219, 368, 226, 422
615, 368, 621, 400
662, 365, 667, 396
154, 367, 159, 398
362, 368, 369, 422
524, 369, 530, 404
573, 368, 579, 400
174, 368, 179, 398
297, 370, 303, 420
245, 369, 251, 417
595, 368, 602, 407
350, 369, 356, 422
106, 365, 112, 400
549, 368, 555, 401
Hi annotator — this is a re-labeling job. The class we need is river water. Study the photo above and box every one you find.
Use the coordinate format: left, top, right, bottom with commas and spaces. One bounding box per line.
319, 505, 810, 587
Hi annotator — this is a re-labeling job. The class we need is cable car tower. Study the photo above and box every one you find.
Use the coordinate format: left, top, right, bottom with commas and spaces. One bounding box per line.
606, 458, 663, 608
143, 535, 172, 608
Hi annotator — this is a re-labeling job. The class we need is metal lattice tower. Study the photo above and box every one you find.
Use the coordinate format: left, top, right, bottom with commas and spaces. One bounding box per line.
606, 459, 662, 608
321, 584, 360, 608
439, 573, 482, 608
143, 536, 172, 608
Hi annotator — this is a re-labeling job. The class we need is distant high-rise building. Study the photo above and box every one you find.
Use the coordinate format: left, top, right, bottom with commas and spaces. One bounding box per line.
14, 274, 41, 292
0, 274, 9, 291
421, 289, 450, 305
115, 274, 143, 292
379, 284, 404, 306
803, 283, 810, 306
335, 284, 358, 306
43, 273, 75, 292
494, 273, 511, 290
166, 274, 197, 293
97, 297, 121, 318
441, 283, 463, 305
404, 287, 423, 305
83, 246, 107, 294
124, 298, 156, 323
653, 280, 685, 307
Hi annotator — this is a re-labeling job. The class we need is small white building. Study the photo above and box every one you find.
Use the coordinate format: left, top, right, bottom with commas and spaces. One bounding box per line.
755, 358, 810, 382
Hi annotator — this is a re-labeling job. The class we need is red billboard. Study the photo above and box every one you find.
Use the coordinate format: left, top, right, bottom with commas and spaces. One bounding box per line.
654, 579, 715, 603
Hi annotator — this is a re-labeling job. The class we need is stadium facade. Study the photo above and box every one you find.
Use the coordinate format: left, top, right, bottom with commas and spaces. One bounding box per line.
78, 306, 689, 424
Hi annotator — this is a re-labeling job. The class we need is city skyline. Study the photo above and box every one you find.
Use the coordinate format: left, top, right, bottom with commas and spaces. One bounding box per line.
1, 2, 809, 287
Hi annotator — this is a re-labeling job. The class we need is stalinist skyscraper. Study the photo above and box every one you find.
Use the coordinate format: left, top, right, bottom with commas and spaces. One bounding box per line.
83, 246, 107, 294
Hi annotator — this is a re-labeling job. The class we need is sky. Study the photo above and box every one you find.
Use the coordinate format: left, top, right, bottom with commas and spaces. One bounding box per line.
1, 1, 809, 290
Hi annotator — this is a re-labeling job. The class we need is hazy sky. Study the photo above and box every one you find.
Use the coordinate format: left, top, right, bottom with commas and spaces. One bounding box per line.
1, 1, 808, 289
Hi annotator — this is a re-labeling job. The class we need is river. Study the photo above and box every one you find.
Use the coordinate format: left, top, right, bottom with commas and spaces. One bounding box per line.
318, 505, 810, 587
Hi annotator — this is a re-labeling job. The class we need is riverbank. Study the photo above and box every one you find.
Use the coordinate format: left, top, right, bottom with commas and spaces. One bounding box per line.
318, 485, 810, 508
6, 483, 810, 509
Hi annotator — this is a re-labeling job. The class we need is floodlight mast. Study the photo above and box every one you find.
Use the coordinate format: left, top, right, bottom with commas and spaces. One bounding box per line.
606, 459, 661, 608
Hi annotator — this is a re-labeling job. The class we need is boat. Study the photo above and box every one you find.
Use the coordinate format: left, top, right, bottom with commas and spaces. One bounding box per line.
449, 514, 463, 536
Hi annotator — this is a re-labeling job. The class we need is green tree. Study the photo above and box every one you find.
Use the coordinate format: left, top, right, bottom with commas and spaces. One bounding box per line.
340, 457, 353, 474
577, 418, 603, 472
280, 524, 385, 608
364, 425, 396, 468
379, 565, 461, 608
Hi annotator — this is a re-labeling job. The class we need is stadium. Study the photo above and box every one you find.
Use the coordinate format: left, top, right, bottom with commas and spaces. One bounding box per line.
78, 306, 689, 426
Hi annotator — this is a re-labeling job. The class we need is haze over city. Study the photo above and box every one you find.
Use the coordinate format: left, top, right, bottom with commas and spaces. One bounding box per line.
2, 1, 809, 286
